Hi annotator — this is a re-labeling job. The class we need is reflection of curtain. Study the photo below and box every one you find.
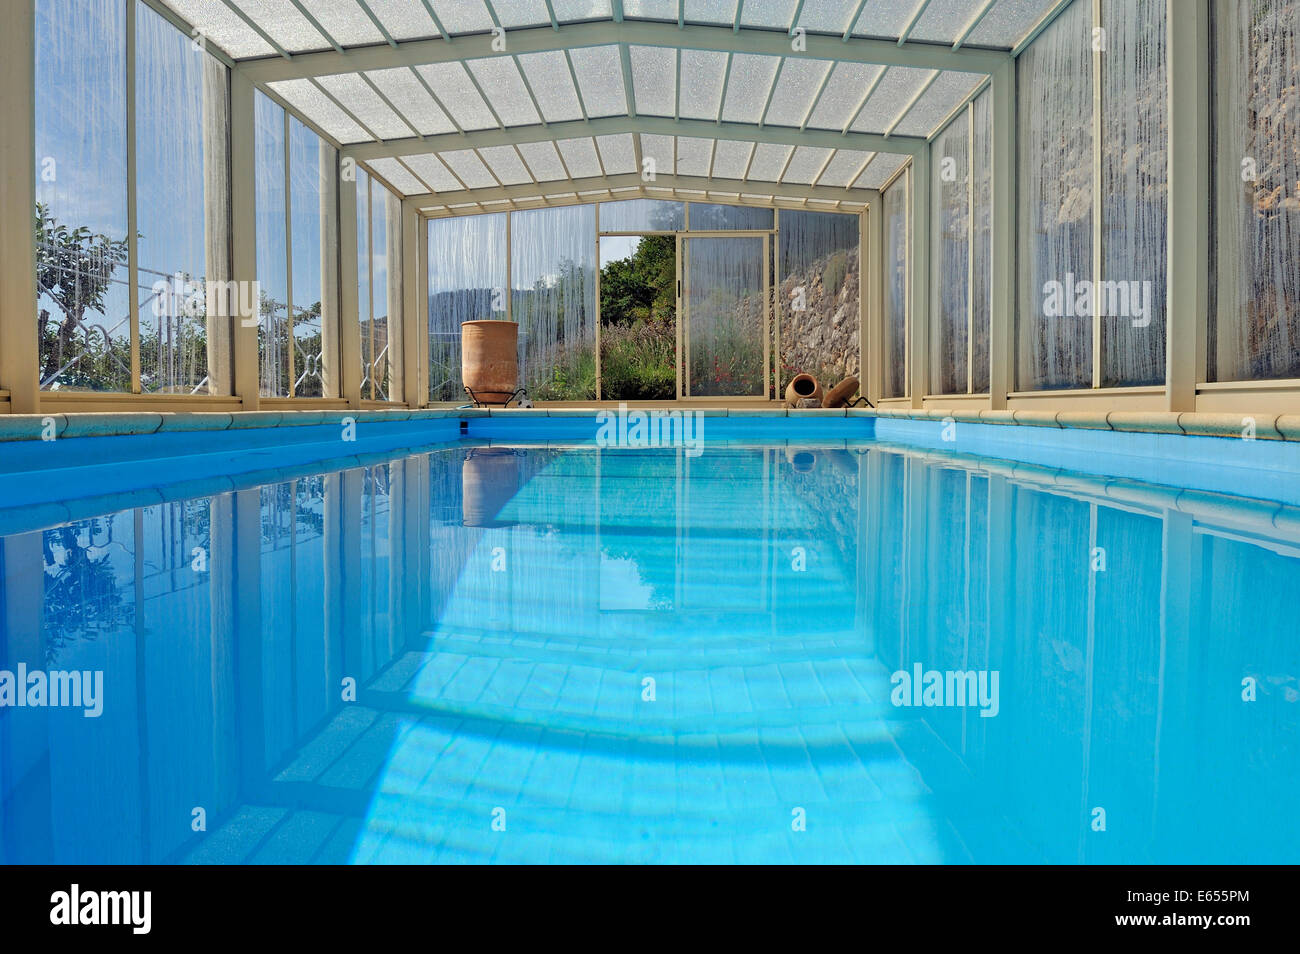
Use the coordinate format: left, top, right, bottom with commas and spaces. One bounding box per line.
1017, 0, 1093, 391
1101, 0, 1167, 387
1210, 0, 1300, 381
931, 119, 969, 395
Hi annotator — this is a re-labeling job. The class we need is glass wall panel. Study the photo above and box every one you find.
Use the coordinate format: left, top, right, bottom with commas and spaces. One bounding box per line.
931, 117, 970, 396
599, 198, 684, 232
288, 118, 338, 398
427, 213, 508, 402
778, 210, 860, 392
359, 176, 403, 403
255, 94, 289, 397
970, 88, 993, 394
135, 3, 231, 396
689, 203, 774, 230
882, 172, 909, 399
1210, 0, 1300, 382
1100, 0, 1167, 387
34, 0, 130, 392
1017, 0, 1093, 390
511, 205, 597, 400
356, 168, 371, 398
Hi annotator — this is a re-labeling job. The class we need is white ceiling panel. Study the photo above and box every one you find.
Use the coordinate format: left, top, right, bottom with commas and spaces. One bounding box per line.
516, 140, 568, 180
403, 153, 464, 191
441, 148, 500, 188
567, 45, 628, 117
517, 51, 585, 122
739, 0, 800, 30
296, 0, 385, 46
639, 134, 676, 177
229, 0, 328, 51
468, 57, 543, 126
622, 0, 680, 20
816, 149, 873, 187
163, 0, 275, 57
417, 63, 499, 130
849, 66, 935, 133
674, 137, 714, 177
556, 137, 604, 178
552, 0, 614, 20
678, 49, 729, 120
366, 156, 427, 194
365, 68, 456, 135
595, 133, 638, 175
478, 145, 535, 184
781, 145, 834, 184
909, 0, 992, 44
629, 45, 677, 116
746, 142, 793, 181
488, 0, 552, 28
763, 57, 833, 127
891, 70, 984, 137
851, 0, 916, 39
794, 0, 861, 34
720, 53, 780, 123
268, 79, 369, 142
805, 62, 885, 131
857, 152, 909, 189
428, 0, 494, 35
709, 139, 755, 180
316, 73, 412, 139
965, 0, 1062, 49
365, 0, 441, 40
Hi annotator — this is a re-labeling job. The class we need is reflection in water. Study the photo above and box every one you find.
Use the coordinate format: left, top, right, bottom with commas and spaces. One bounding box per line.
1, 443, 1297, 863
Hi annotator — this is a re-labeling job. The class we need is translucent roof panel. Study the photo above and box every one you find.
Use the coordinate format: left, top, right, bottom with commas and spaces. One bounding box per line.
629, 45, 677, 116
682, 1, 740, 26
639, 134, 676, 177
366, 157, 427, 195
678, 50, 729, 120
763, 58, 834, 127
552, 0, 614, 20
595, 134, 638, 175
567, 46, 628, 117
229, 0, 328, 51
478, 145, 534, 185
517, 52, 584, 123
909, 0, 994, 44
794, 0, 861, 34
740, 0, 800, 30
709, 140, 755, 180
489, 0, 552, 29
851, 0, 917, 39
720, 54, 781, 124
162, 0, 274, 58
556, 137, 603, 179
675, 137, 714, 177
622, 0, 680, 21
428, 0, 494, 35
268, 79, 369, 142
416, 63, 499, 130
781, 146, 834, 184
849, 66, 935, 133
966, 0, 1062, 49
892, 70, 984, 137
817, 149, 874, 187
440, 149, 500, 189
746, 142, 793, 182
316, 73, 412, 139
404, 153, 464, 192
365, 0, 442, 40
298, 1, 384, 47
805, 62, 885, 131
467, 58, 542, 126
365, 68, 456, 135
857, 152, 909, 189
516, 140, 568, 181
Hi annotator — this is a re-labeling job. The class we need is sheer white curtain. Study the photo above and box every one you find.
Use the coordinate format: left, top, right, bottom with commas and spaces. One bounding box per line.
883, 172, 910, 399
931, 117, 970, 396
427, 213, 507, 402
1017, 0, 1093, 391
1210, 0, 1300, 382
971, 89, 993, 394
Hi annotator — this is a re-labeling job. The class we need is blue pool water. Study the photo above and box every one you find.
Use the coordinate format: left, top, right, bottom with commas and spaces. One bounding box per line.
1, 425, 1297, 863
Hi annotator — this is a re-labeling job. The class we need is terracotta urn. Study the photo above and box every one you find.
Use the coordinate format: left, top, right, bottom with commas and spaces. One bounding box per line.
822, 376, 860, 408
784, 373, 821, 408
461, 320, 519, 404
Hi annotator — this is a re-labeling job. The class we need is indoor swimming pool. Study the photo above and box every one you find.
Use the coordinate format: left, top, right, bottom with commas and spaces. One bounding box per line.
1, 419, 1296, 863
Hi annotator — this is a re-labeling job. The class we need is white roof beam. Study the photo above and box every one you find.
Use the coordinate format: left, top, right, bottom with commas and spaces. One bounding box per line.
340, 114, 926, 160
238, 21, 1009, 85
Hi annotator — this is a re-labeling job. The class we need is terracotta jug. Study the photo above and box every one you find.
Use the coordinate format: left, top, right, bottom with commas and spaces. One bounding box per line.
462, 320, 519, 404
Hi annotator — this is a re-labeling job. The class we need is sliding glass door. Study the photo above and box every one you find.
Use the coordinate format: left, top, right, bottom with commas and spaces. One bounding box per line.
682, 235, 769, 398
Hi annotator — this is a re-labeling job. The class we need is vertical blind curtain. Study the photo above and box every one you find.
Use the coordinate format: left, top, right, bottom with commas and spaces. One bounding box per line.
883, 173, 910, 400
1210, 0, 1300, 382
1100, 0, 1168, 388
1017, 0, 1094, 391
931, 118, 971, 396
970, 88, 993, 395
778, 210, 861, 393
511, 205, 598, 401
426, 213, 508, 402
